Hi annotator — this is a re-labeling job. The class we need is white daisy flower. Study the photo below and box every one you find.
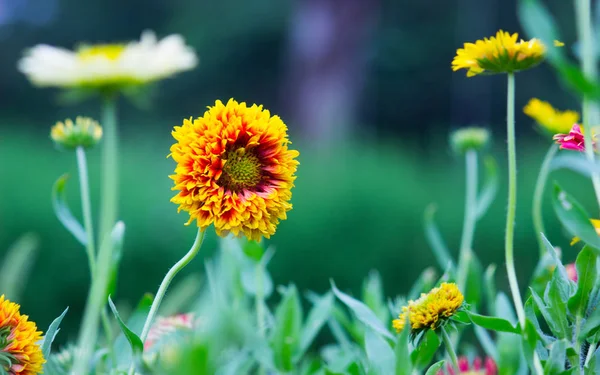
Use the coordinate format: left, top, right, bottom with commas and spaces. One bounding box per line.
18, 30, 197, 89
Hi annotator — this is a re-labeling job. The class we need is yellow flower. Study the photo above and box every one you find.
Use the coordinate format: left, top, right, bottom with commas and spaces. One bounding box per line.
393, 283, 464, 333
524, 98, 579, 135
50, 117, 103, 150
571, 219, 600, 245
0, 295, 45, 375
18, 31, 197, 89
170, 99, 300, 241
452, 30, 546, 77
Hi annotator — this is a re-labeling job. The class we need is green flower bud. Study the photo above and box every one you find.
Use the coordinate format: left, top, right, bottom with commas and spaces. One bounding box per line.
50, 117, 102, 150
450, 127, 490, 155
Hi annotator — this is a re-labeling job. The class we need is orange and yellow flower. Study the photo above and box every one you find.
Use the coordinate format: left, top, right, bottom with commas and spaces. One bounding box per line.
0, 295, 44, 375
452, 30, 545, 77
393, 282, 464, 333
170, 99, 299, 241
524, 98, 579, 136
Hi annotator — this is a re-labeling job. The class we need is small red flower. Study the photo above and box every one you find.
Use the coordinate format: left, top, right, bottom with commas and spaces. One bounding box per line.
438, 356, 497, 375
566, 263, 578, 282
553, 124, 591, 151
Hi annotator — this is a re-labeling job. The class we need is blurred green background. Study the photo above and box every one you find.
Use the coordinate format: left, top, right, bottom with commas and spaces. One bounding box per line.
0, 0, 596, 341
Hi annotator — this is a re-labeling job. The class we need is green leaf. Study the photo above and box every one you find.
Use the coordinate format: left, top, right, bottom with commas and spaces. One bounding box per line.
108, 297, 144, 358
362, 271, 389, 324
423, 204, 455, 271
271, 284, 303, 371
541, 234, 575, 297
579, 296, 600, 339
107, 221, 126, 299
113, 294, 153, 368
297, 292, 334, 359
465, 251, 483, 308
40, 307, 69, 359
364, 328, 395, 375
242, 239, 264, 261
544, 340, 568, 374
518, 0, 561, 62
584, 346, 600, 374
467, 311, 519, 333
51, 174, 87, 245
569, 246, 598, 319
550, 154, 600, 178
484, 264, 497, 316
475, 156, 499, 220
331, 282, 394, 340
0, 233, 39, 301
395, 315, 412, 375
552, 184, 600, 251
408, 267, 437, 301
521, 319, 543, 369
424, 360, 445, 375
530, 286, 567, 340
410, 330, 440, 370
545, 274, 571, 339
474, 325, 498, 361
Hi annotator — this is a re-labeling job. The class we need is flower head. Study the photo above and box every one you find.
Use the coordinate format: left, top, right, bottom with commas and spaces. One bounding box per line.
393, 283, 464, 334
0, 295, 45, 375
450, 127, 490, 154
452, 30, 545, 77
51, 117, 102, 150
438, 356, 497, 375
566, 263, 578, 282
570, 219, 600, 245
524, 98, 579, 136
170, 99, 299, 241
18, 31, 197, 90
145, 313, 195, 350
553, 124, 593, 151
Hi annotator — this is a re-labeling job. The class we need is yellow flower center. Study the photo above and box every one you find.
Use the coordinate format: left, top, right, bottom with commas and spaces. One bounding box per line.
77, 44, 126, 61
220, 148, 262, 192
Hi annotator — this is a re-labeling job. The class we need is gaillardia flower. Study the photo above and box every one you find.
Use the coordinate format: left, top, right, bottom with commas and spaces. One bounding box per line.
18, 31, 197, 89
393, 283, 464, 334
0, 295, 44, 375
524, 98, 579, 136
553, 124, 594, 152
450, 127, 490, 155
438, 356, 497, 375
452, 30, 545, 77
145, 313, 195, 350
51, 117, 102, 150
170, 99, 299, 240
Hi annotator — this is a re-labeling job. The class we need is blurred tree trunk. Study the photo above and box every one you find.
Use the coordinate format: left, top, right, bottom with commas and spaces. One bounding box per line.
451, 0, 497, 126
281, 0, 379, 144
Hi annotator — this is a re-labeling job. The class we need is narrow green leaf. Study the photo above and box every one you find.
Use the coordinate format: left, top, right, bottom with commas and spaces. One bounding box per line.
541, 233, 575, 297
521, 319, 543, 369
467, 311, 519, 333
362, 271, 389, 324
113, 294, 153, 367
550, 154, 600, 178
474, 325, 498, 361
475, 156, 499, 220
484, 264, 497, 316
465, 251, 483, 308
423, 204, 455, 271
545, 274, 571, 339
107, 221, 125, 299
579, 297, 600, 339
298, 292, 334, 358
424, 360, 445, 375
242, 239, 264, 261
271, 285, 303, 371
331, 282, 394, 340
395, 316, 412, 375
108, 297, 144, 357
51, 174, 87, 245
40, 307, 69, 359
0, 233, 39, 301
552, 185, 600, 251
569, 246, 598, 319
410, 330, 440, 370
530, 287, 566, 340
364, 328, 395, 375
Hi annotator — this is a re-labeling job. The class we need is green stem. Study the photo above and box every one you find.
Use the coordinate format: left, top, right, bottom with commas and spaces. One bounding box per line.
72, 95, 119, 375
532, 144, 558, 257
577, 0, 600, 212
256, 255, 267, 375
126, 228, 206, 374
505, 73, 526, 328
76, 146, 97, 277
457, 150, 478, 291
441, 326, 459, 373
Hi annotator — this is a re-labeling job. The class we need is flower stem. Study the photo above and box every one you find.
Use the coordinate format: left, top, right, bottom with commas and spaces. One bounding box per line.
576, 0, 600, 211
441, 326, 459, 372
532, 144, 558, 257
72, 95, 119, 375
126, 228, 206, 374
505, 73, 526, 329
457, 150, 478, 291
76, 146, 97, 276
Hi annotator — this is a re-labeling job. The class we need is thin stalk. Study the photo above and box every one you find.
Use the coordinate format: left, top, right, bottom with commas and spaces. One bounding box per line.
505, 73, 526, 328
256, 261, 266, 336
72, 96, 119, 375
127, 228, 206, 375
532, 144, 558, 257
457, 150, 478, 291
76, 146, 96, 274
577, 0, 600, 210
441, 326, 459, 373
